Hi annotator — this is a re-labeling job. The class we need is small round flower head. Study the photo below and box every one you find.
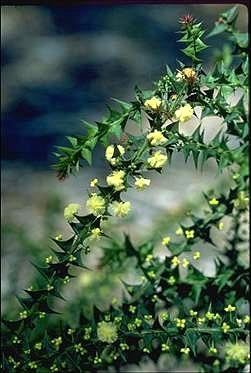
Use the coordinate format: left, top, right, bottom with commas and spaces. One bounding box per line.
209, 198, 219, 206
134, 177, 151, 191
182, 67, 196, 80
147, 151, 168, 169
175, 104, 193, 123
209, 347, 218, 354
147, 130, 167, 146
222, 322, 230, 333
64, 203, 80, 222
197, 317, 205, 325
55, 234, 62, 241
90, 178, 98, 187
97, 321, 118, 343
224, 341, 250, 364
86, 193, 106, 216
90, 227, 102, 240
167, 276, 176, 285
185, 229, 195, 239
171, 256, 180, 268
179, 14, 194, 26
206, 311, 215, 320
105, 145, 125, 165
175, 318, 186, 329
180, 347, 190, 355
129, 305, 136, 314
19, 310, 28, 319
144, 97, 162, 110
193, 251, 201, 260
35, 342, 42, 350
218, 222, 224, 230
234, 191, 249, 209
106, 170, 126, 191
243, 315, 250, 324
162, 236, 171, 246
182, 258, 190, 268
111, 201, 131, 217
28, 361, 38, 369
224, 304, 236, 312
190, 310, 198, 317
161, 343, 170, 352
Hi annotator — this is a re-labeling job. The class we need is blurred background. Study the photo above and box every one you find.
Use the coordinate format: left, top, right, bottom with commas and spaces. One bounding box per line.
1, 5, 248, 360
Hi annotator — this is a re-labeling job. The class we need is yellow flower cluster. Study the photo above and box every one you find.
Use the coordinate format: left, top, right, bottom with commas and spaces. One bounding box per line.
90, 227, 102, 240
176, 67, 196, 82
147, 130, 167, 146
175, 318, 186, 329
106, 170, 126, 191
144, 97, 162, 110
147, 151, 168, 169
225, 341, 250, 364
209, 197, 219, 206
224, 304, 236, 312
90, 178, 98, 187
171, 256, 180, 268
111, 201, 131, 217
105, 145, 125, 165
193, 251, 201, 260
97, 321, 118, 343
185, 229, 195, 239
162, 236, 171, 245
175, 227, 183, 236
175, 104, 193, 123
86, 193, 106, 216
134, 177, 151, 191
64, 203, 80, 222
180, 347, 190, 355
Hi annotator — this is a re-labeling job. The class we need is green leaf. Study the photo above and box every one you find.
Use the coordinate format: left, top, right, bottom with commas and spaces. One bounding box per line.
184, 330, 199, 356
81, 148, 92, 165
207, 23, 227, 38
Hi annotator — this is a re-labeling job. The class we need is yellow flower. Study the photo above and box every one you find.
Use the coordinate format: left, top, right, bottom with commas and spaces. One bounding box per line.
90, 178, 98, 187
171, 256, 180, 268
185, 229, 195, 239
90, 227, 102, 240
162, 236, 171, 245
175, 318, 186, 329
182, 67, 196, 80
105, 145, 125, 165
64, 203, 80, 222
224, 304, 236, 312
222, 322, 230, 333
234, 191, 249, 209
182, 258, 190, 268
97, 321, 118, 343
243, 315, 250, 324
197, 317, 205, 325
134, 177, 151, 191
117, 145, 125, 156
147, 151, 168, 169
144, 97, 162, 110
106, 170, 125, 191
175, 227, 183, 236
209, 198, 219, 206
105, 145, 115, 162
225, 341, 250, 364
180, 347, 190, 354
218, 222, 224, 230
175, 104, 193, 123
167, 276, 176, 285
111, 201, 131, 217
206, 311, 215, 320
147, 130, 167, 146
209, 347, 218, 354
86, 193, 106, 216
189, 310, 198, 317
55, 234, 62, 241
161, 343, 170, 352
193, 251, 201, 260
